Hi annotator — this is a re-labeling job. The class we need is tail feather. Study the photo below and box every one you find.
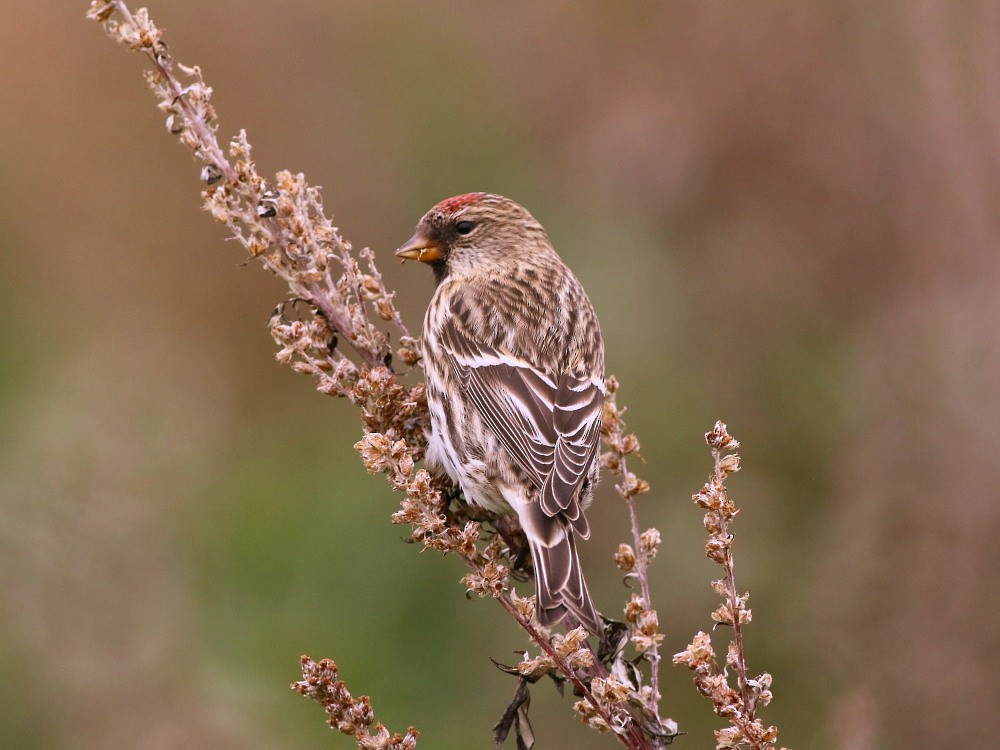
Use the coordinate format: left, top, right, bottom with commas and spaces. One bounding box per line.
512, 493, 602, 635
530, 531, 602, 635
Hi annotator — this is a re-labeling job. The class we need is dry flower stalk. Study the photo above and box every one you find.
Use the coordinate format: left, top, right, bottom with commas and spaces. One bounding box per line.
292, 656, 419, 750
601, 378, 676, 739
87, 2, 677, 747
672, 422, 789, 750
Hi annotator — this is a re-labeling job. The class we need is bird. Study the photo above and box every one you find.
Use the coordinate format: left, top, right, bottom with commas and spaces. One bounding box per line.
396, 192, 606, 635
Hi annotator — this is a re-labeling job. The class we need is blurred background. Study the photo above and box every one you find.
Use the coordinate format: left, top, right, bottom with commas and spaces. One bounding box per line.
2, 2, 998, 748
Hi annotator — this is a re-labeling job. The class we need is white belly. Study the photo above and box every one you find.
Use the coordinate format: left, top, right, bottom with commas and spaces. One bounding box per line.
425, 382, 511, 515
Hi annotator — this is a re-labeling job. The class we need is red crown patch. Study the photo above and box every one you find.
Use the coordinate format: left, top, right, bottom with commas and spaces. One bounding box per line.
433, 192, 487, 214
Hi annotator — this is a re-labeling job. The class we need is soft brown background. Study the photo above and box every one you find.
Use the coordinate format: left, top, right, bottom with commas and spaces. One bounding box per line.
2, 2, 998, 748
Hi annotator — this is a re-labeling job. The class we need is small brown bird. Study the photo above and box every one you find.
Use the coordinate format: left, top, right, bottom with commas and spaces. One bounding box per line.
396, 193, 605, 634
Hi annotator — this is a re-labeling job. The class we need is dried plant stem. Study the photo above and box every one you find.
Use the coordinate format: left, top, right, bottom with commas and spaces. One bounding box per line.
626, 489, 659, 699
88, 2, 677, 746
713, 447, 753, 717
89, 1, 389, 369
674, 423, 788, 750
292, 656, 418, 750
495, 596, 627, 746
492, 590, 660, 750
109, 1, 237, 184
602, 379, 672, 739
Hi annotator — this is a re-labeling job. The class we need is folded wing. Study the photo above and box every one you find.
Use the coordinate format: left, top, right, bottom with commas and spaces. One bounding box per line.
440, 314, 604, 539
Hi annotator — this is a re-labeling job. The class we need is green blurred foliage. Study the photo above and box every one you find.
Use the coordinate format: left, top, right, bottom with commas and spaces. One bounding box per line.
2, 2, 998, 748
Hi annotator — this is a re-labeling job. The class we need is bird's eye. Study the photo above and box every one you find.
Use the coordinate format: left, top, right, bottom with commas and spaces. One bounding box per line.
455, 220, 475, 235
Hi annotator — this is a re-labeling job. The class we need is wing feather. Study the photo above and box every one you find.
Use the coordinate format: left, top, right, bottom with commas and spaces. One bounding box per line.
440, 314, 603, 530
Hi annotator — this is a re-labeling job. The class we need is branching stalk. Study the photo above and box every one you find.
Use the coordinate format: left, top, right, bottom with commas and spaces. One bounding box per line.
673, 422, 789, 750
87, 2, 679, 747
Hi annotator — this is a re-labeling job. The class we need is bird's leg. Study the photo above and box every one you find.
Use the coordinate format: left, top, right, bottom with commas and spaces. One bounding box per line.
491, 515, 532, 578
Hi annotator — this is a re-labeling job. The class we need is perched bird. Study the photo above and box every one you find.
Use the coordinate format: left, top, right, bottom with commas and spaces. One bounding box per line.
396, 193, 606, 634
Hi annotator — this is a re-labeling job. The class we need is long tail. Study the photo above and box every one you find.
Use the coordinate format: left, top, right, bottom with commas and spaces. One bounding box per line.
529, 529, 602, 635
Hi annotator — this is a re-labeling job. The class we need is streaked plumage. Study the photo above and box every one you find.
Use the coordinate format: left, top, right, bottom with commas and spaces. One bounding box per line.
396, 193, 605, 633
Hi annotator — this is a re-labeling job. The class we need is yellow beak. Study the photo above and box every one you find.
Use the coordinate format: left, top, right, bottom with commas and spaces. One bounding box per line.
395, 232, 445, 263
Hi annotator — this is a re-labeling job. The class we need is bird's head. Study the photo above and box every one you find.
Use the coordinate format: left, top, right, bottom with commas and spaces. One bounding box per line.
396, 193, 550, 282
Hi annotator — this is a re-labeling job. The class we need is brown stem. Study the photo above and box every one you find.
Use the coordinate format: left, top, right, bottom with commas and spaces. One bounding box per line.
713, 447, 753, 719
302, 280, 383, 368
493, 591, 656, 750
110, 1, 385, 369
111, 1, 237, 184
625, 489, 660, 707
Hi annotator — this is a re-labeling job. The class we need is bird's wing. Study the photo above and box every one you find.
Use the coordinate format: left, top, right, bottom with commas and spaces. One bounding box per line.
440, 314, 604, 537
